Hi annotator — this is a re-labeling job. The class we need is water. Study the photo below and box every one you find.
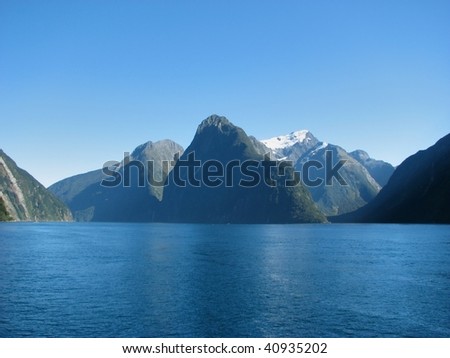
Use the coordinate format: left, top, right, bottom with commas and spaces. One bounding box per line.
0, 223, 449, 338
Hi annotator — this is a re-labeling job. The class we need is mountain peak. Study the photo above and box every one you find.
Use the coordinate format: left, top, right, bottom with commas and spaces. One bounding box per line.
261, 130, 314, 150
188, 115, 261, 160
131, 140, 154, 157
350, 149, 370, 161
130, 139, 184, 163
197, 114, 231, 132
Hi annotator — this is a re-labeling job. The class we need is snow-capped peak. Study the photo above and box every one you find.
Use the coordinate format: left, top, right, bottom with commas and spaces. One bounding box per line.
261, 130, 311, 150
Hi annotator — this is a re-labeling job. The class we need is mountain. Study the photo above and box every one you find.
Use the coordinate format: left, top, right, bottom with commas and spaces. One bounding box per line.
48, 168, 104, 207
261, 132, 387, 216
0, 149, 72, 221
49, 140, 183, 221
261, 130, 319, 162
349, 150, 395, 187
295, 143, 381, 216
249, 135, 272, 157
158, 115, 326, 223
333, 133, 450, 223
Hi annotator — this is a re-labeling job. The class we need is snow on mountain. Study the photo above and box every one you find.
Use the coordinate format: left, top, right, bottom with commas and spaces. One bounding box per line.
259, 129, 392, 216
260, 130, 319, 162
308, 142, 328, 157
261, 130, 311, 150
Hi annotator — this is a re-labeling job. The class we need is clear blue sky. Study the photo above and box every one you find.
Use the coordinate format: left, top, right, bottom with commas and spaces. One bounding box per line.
1, 0, 449, 186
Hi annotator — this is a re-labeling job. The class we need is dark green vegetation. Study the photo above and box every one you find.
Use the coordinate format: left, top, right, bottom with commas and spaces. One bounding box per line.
0, 150, 72, 221
333, 133, 450, 223
159, 115, 326, 223
0, 197, 11, 221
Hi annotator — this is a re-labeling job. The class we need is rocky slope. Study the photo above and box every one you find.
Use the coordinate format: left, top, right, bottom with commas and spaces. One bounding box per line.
0, 150, 72, 221
349, 149, 395, 187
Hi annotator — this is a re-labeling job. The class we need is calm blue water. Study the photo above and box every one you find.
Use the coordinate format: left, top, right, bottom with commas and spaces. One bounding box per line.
0, 223, 449, 337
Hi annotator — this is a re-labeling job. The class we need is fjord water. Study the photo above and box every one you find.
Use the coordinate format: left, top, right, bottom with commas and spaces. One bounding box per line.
0, 223, 449, 338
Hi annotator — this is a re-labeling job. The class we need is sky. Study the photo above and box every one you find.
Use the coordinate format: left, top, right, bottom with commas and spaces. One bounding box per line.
1, 0, 449, 187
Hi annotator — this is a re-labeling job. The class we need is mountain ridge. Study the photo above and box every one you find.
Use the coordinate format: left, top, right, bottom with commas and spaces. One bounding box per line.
261, 130, 391, 215
158, 115, 326, 223
49, 139, 183, 221
0, 149, 72, 221
332, 133, 450, 223
46, 115, 446, 224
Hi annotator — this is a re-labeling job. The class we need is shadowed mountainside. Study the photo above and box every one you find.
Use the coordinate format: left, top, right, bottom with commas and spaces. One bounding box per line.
332, 133, 450, 223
